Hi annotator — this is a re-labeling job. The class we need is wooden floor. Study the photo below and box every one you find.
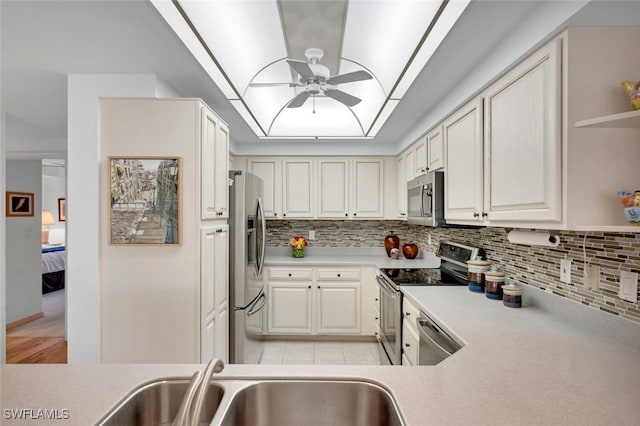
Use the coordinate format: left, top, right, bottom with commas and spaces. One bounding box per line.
6, 289, 67, 364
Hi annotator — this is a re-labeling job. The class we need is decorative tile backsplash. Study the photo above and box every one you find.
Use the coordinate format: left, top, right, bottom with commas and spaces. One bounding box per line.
267, 220, 640, 324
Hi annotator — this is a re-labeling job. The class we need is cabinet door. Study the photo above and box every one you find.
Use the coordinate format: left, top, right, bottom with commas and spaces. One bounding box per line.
214, 304, 228, 363
282, 159, 314, 218
247, 158, 281, 219
414, 137, 428, 176
201, 107, 220, 220
404, 148, 415, 181
444, 98, 484, 222
316, 283, 361, 334
201, 317, 215, 362
483, 39, 562, 222
351, 159, 384, 218
427, 125, 444, 171
268, 283, 312, 334
402, 321, 419, 365
214, 121, 229, 219
213, 226, 229, 312
396, 155, 407, 218
317, 159, 349, 218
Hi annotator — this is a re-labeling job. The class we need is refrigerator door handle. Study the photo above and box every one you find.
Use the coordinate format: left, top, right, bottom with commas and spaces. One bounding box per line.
247, 292, 266, 316
233, 290, 262, 312
255, 197, 267, 278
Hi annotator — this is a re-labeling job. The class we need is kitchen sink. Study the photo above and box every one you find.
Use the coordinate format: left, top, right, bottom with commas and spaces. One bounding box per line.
96, 378, 404, 426
96, 378, 224, 426
214, 380, 404, 426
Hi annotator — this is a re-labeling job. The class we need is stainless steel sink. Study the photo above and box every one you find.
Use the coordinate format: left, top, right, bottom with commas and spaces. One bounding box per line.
96, 378, 224, 426
214, 380, 404, 426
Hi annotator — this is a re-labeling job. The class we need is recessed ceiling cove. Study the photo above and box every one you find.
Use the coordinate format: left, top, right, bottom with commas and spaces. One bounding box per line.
161, 0, 469, 139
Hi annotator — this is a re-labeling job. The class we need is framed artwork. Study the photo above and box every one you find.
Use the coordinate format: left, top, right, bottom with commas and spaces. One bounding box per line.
109, 157, 181, 245
58, 198, 66, 221
6, 191, 35, 217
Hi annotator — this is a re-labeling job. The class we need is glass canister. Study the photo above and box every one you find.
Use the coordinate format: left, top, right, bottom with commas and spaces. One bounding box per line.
502, 282, 524, 308
466, 259, 492, 292
485, 270, 506, 300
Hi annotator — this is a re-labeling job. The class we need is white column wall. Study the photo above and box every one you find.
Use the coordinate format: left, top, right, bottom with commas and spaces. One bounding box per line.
1, 112, 6, 364
66, 74, 161, 364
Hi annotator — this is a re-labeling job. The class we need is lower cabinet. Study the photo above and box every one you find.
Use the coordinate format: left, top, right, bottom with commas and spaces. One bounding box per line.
401, 297, 421, 365
266, 266, 372, 336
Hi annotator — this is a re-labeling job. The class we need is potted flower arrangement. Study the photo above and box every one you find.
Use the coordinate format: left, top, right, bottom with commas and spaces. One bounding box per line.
289, 235, 308, 258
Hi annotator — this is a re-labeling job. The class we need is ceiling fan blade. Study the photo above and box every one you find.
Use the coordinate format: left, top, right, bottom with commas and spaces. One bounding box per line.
326, 70, 373, 85
287, 59, 315, 80
324, 89, 361, 107
248, 82, 294, 87
287, 91, 311, 108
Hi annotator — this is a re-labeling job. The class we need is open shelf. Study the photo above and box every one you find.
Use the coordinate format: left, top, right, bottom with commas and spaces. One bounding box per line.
574, 110, 640, 128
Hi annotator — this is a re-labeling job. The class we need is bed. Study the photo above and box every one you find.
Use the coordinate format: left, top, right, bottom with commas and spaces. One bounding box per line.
42, 245, 65, 294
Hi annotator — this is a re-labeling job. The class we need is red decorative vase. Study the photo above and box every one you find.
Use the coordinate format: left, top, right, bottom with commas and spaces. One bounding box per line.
384, 232, 400, 257
402, 243, 419, 259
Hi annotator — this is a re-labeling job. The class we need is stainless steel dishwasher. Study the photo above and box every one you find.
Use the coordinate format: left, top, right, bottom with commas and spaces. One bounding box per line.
417, 311, 462, 365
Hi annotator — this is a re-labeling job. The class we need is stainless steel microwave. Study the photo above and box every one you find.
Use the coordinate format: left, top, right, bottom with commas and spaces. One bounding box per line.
407, 171, 446, 226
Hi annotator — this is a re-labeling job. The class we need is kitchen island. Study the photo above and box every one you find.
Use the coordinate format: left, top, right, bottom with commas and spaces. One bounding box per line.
3, 285, 640, 425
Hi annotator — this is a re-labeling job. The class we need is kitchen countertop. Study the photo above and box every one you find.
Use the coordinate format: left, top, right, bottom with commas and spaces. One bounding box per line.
3, 285, 640, 425
264, 246, 441, 269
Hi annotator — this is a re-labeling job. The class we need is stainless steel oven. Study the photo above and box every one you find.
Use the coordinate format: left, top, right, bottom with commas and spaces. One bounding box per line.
376, 273, 402, 365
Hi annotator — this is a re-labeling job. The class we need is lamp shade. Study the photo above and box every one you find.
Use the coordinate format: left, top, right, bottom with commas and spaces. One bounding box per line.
42, 210, 55, 225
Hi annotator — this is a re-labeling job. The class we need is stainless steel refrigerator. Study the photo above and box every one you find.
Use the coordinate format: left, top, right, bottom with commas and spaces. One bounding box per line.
229, 170, 266, 364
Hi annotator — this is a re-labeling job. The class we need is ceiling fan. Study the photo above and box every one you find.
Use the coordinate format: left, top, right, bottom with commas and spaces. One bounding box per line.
249, 48, 373, 109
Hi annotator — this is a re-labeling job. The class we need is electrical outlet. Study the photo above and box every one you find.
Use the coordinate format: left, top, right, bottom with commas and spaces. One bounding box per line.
308, 230, 315, 240
619, 271, 638, 303
560, 259, 572, 284
585, 265, 600, 291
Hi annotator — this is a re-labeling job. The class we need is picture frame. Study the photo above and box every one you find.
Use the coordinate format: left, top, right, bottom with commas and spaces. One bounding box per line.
6, 191, 35, 217
58, 198, 66, 221
109, 156, 181, 245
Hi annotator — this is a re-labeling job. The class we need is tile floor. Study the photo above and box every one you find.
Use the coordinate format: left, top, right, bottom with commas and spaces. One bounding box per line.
258, 340, 384, 365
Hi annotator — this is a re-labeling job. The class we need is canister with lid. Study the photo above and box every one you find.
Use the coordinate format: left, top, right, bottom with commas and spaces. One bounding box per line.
466, 259, 492, 292
485, 270, 506, 300
502, 282, 524, 308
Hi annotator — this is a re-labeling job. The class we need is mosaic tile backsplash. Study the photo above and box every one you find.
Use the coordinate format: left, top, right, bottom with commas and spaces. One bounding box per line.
267, 220, 640, 324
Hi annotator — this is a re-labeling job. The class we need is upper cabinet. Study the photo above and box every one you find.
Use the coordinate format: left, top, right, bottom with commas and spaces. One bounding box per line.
247, 158, 282, 219
282, 159, 314, 219
396, 154, 407, 218
443, 26, 640, 231
317, 159, 350, 218
351, 158, 384, 218
426, 125, 444, 171
201, 106, 229, 220
413, 137, 428, 177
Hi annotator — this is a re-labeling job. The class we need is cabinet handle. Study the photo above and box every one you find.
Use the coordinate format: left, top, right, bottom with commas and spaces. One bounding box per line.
283, 213, 287, 217
288, 273, 292, 277
308, 285, 311, 289
405, 312, 410, 317
375, 298, 379, 301
345, 213, 348, 217
482, 212, 488, 218
473, 212, 480, 218
353, 213, 357, 217
274, 212, 278, 217
400, 213, 406, 216
337, 274, 341, 278
375, 317, 379, 321
405, 343, 410, 347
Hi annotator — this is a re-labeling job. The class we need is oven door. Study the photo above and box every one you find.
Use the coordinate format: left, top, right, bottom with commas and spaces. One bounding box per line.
376, 274, 402, 365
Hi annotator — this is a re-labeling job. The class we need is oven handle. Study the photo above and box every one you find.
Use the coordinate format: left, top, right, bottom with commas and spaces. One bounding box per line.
417, 315, 461, 357
376, 274, 397, 294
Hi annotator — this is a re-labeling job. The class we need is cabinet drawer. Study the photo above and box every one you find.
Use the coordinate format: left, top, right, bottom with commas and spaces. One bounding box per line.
403, 298, 421, 331
316, 269, 360, 281
268, 268, 313, 281
402, 321, 419, 365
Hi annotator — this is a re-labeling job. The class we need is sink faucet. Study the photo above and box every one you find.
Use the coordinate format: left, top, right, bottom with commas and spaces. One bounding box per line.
172, 358, 225, 426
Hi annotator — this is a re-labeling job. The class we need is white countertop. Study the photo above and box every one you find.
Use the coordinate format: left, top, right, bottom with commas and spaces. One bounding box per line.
265, 246, 441, 269
3, 285, 640, 425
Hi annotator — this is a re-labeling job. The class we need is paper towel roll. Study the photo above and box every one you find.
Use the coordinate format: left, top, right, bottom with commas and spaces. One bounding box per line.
507, 230, 560, 247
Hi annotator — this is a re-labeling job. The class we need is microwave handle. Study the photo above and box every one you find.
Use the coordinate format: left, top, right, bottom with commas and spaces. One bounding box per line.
420, 185, 426, 217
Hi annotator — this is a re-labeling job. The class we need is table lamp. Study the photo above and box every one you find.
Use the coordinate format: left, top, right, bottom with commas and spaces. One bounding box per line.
42, 210, 55, 244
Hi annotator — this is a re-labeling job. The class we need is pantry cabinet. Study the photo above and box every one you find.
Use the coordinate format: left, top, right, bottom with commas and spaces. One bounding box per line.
200, 107, 229, 220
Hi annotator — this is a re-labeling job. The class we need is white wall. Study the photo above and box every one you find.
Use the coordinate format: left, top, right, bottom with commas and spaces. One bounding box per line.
5, 160, 43, 324
66, 74, 171, 364
42, 163, 66, 244
1, 113, 6, 363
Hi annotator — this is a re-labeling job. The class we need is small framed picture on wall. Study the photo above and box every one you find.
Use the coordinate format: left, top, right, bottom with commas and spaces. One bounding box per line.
6, 191, 35, 217
58, 198, 66, 221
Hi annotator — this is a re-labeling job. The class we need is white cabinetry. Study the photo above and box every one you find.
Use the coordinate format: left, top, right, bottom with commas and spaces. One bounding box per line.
200, 225, 229, 362
426, 125, 444, 171
444, 97, 484, 223
266, 266, 375, 336
401, 297, 421, 365
351, 159, 384, 218
200, 107, 229, 220
396, 155, 407, 218
413, 137, 428, 176
482, 38, 562, 223
317, 159, 349, 218
282, 159, 314, 218
247, 158, 282, 219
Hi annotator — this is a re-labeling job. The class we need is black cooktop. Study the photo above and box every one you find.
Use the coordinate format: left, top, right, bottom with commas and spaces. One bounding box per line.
380, 265, 467, 286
